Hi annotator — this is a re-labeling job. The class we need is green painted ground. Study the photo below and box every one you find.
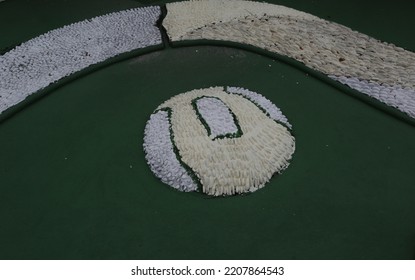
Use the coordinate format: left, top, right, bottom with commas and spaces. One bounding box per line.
0, 0, 414, 259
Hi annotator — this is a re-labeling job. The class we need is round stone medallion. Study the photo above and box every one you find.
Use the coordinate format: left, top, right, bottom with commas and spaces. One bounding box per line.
143, 86, 295, 196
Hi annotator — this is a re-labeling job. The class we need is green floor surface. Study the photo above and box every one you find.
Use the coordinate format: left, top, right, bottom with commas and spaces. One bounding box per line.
0, 0, 414, 259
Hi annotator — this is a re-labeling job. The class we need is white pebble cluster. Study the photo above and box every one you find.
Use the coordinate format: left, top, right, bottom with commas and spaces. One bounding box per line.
143, 110, 198, 192
164, 0, 415, 120
195, 97, 239, 138
227, 86, 292, 129
330, 75, 415, 119
0, 6, 162, 114
144, 87, 295, 196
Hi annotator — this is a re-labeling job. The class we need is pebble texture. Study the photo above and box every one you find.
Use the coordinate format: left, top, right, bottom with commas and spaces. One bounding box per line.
164, 0, 415, 119
0, 6, 162, 114
163, 0, 318, 40
143, 110, 198, 192
227, 86, 292, 129
146, 87, 295, 196
195, 96, 239, 138
329, 75, 415, 119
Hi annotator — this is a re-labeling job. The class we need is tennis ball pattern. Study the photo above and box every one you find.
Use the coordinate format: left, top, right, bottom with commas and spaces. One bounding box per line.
143, 87, 295, 196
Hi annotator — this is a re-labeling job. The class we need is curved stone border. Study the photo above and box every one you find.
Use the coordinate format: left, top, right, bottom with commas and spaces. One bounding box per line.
0, 0, 414, 124
0, 6, 161, 115
329, 75, 415, 119
144, 86, 295, 196
164, 0, 415, 120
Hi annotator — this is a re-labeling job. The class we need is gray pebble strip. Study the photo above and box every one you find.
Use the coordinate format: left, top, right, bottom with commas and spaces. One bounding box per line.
329, 75, 415, 119
196, 97, 239, 138
0, 6, 162, 114
143, 110, 198, 192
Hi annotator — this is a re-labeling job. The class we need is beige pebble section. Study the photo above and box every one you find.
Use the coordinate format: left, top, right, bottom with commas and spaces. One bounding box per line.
178, 15, 415, 89
164, 0, 319, 41
164, 0, 415, 119
158, 87, 295, 196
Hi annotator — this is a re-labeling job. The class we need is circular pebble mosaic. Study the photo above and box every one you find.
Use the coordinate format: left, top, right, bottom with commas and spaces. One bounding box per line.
143, 87, 295, 196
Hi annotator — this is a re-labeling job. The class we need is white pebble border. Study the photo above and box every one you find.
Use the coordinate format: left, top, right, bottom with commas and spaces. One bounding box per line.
144, 86, 295, 196
143, 110, 198, 192
329, 75, 415, 119
164, 0, 415, 119
227, 86, 292, 129
195, 97, 239, 138
0, 6, 162, 115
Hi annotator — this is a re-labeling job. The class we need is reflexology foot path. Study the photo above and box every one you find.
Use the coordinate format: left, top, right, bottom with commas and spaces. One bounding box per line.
0, 6, 162, 114
164, 0, 415, 119
1, 0, 414, 196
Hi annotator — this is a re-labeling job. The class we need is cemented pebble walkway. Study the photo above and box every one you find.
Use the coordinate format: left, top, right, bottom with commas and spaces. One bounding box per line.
1, 0, 413, 120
